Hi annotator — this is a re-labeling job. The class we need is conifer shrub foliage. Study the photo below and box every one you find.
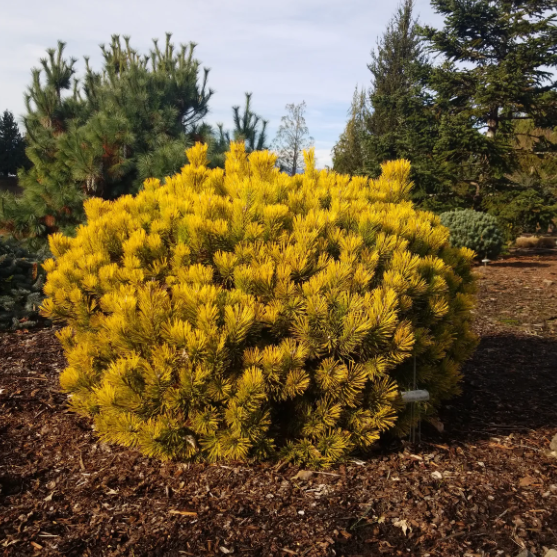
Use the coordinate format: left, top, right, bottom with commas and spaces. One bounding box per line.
0, 239, 46, 330
440, 209, 504, 260
41, 143, 477, 466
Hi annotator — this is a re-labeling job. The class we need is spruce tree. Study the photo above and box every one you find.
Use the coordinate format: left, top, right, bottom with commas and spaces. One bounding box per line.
367, 0, 426, 140
331, 88, 370, 176
0, 111, 27, 176
1, 35, 213, 242
420, 0, 557, 230
332, 0, 443, 206
366, 0, 445, 206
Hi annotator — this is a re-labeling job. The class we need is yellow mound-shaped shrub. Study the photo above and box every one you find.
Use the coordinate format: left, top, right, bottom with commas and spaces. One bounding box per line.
41, 143, 477, 466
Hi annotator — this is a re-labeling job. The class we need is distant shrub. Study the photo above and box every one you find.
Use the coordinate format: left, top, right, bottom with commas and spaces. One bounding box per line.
0, 239, 47, 330
440, 209, 504, 260
483, 188, 557, 240
41, 144, 477, 467
515, 236, 556, 249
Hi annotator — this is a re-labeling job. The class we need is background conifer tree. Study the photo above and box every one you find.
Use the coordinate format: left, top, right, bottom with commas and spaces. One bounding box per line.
420, 0, 557, 233
0, 35, 213, 242
0, 111, 27, 176
333, 0, 442, 206
331, 88, 370, 176
210, 93, 269, 168
228, 92, 269, 152
367, 0, 442, 207
367, 0, 427, 145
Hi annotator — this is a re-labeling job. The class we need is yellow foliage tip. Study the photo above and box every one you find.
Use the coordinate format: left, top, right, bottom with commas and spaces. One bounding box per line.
186, 142, 209, 168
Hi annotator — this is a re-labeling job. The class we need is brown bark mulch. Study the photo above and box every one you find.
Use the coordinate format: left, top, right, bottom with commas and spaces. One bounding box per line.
1, 255, 557, 557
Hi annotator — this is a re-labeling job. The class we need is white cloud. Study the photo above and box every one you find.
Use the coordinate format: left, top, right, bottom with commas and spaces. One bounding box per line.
314, 148, 333, 170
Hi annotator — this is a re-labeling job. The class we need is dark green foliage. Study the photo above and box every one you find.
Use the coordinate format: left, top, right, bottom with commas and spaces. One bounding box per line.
440, 209, 504, 260
335, 0, 557, 224
228, 92, 268, 152
420, 0, 557, 219
0, 239, 47, 330
1, 35, 212, 242
332, 89, 370, 176
0, 110, 27, 176
366, 0, 432, 157
491, 119, 557, 238
332, 0, 445, 207
483, 187, 557, 240
421, 0, 557, 139
210, 93, 269, 168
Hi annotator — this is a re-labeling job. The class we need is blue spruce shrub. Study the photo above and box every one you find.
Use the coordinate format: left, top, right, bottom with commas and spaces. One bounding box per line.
440, 209, 504, 260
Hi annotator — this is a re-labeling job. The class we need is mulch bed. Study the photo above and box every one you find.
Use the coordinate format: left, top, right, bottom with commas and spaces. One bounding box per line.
1, 255, 557, 557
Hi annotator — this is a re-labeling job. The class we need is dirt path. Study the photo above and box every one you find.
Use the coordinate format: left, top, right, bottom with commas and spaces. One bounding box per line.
1, 256, 556, 557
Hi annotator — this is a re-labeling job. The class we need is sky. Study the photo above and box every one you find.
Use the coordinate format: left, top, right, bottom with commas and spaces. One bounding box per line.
0, 0, 444, 169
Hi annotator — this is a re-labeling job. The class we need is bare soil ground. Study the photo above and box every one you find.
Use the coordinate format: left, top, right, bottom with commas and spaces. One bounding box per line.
1, 255, 557, 557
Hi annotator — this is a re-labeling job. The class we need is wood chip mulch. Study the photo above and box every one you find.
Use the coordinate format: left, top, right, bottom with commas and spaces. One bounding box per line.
1, 254, 557, 557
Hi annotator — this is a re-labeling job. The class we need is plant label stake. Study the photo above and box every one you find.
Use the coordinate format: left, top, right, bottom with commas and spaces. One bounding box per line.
401, 356, 430, 443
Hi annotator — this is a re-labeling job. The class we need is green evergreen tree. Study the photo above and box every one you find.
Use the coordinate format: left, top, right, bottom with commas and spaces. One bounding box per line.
367, 0, 426, 140
0, 35, 213, 242
420, 0, 557, 232
0, 238, 47, 330
229, 92, 268, 152
366, 0, 446, 207
489, 119, 557, 235
332, 0, 444, 206
0, 111, 27, 176
210, 93, 269, 168
332, 88, 370, 175
0, 43, 80, 240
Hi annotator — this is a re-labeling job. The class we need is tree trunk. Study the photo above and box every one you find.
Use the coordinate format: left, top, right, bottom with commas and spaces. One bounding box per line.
486, 106, 499, 138
292, 142, 299, 176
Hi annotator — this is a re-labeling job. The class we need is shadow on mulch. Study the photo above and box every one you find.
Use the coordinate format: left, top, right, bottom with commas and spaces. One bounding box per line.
439, 333, 557, 442
489, 260, 554, 268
